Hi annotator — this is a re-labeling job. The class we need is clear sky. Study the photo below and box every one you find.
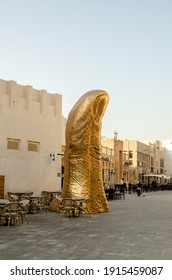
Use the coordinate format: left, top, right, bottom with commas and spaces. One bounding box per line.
1, 0, 172, 140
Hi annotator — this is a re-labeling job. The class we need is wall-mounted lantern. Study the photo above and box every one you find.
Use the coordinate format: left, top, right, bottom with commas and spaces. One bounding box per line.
50, 152, 56, 161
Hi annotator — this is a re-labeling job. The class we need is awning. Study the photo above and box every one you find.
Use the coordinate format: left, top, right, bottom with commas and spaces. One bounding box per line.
144, 174, 169, 179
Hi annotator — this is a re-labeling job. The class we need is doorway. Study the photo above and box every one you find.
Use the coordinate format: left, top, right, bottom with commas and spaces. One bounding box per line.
0, 175, 5, 199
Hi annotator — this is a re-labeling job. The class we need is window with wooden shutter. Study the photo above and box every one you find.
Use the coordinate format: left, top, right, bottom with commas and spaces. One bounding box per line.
28, 141, 40, 152
7, 138, 20, 150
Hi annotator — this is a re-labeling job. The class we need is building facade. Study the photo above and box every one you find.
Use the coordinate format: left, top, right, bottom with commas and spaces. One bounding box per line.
163, 140, 172, 178
101, 137, 167, 187
0, 79, 65, 197
101, 137, 123, 185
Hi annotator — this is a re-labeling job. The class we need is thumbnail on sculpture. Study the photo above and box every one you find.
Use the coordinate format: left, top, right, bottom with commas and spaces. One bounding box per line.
61, 90, 110, 213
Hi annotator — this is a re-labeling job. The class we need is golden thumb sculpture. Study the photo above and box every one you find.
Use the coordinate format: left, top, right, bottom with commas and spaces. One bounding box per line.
61, 90, 110, 213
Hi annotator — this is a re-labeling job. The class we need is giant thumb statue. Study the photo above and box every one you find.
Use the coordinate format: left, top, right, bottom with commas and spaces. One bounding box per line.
61, 90, 110, 213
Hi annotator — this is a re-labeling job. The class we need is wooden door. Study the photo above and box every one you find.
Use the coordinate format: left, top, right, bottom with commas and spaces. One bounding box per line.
0, 175, 5, 199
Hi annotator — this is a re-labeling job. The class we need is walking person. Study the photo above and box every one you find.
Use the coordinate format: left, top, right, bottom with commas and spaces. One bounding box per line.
136, 181, 142, 196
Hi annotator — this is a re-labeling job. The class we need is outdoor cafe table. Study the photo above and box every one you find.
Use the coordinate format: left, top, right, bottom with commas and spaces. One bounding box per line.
27, 196, 40, 214
72, 196, 90, 216
0, 199, 9, 206
72, 196, 89, 204
43, 191, 62, 195
62, 196, 89, 217
12, 192, 27, 196
17, 195, 40, 214
22, 195, 46, 214
12, 192, 33, 199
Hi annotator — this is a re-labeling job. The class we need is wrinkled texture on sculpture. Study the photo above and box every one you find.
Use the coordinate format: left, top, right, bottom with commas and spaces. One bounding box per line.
61, 90, 110, 213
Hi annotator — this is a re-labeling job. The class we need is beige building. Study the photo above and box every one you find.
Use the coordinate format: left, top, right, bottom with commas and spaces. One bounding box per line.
101, 144, 115, 187
123, 140, 165, 184
162, 140, 172, 178
101, 137, 123, 185
123, 140, 151, 184
0, 79, 65, 197
101, 137, 166, 187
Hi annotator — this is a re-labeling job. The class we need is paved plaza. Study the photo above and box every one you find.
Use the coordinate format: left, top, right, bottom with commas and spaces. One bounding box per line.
0, 191, 172, 260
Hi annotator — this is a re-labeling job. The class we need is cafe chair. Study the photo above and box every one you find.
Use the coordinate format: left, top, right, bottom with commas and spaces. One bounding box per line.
1, 202, 21, 226
38, 196, 49, 213
31, 196, 49, 214
62, 198, 76, 218
19, 199, 30, 224
25, 192, 33, 197
7, 192, 19, 202
54, 196, 65, 215
77, 198, 91, 217
41, 191, 53, 205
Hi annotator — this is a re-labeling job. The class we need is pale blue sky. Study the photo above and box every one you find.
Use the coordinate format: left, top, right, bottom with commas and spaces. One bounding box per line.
1, 0, 172, 140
